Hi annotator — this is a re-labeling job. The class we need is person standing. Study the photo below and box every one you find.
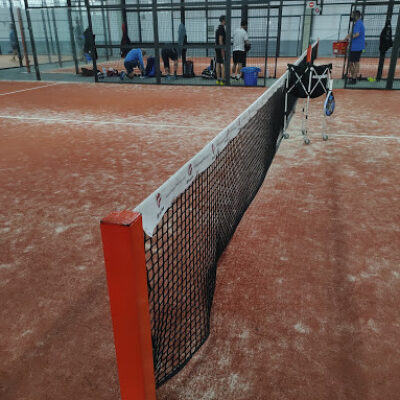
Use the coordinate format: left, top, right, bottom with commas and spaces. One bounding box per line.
345, 10, 365, 84
178, 22, 187, 75
161, 47, 178, 79
9, 24, 18, 62
215, 15, 226, 86
231, 20, 250, 80
74, 19, 84, 61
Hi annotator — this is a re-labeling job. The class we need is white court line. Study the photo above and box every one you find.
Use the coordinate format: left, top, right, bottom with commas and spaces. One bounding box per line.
289, 132, 400, 141
0, 114, 223, 130
327, 133, 400, 141
0, 83, 61, 97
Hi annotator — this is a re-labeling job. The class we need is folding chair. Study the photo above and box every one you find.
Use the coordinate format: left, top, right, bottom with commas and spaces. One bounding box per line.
283, 63, 333, 144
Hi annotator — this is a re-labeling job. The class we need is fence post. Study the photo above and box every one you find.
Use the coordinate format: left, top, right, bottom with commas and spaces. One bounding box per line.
67, 0, 79, 74
386, 4, 400, 89
8, 0, 23, 67
376, 0, 394, 81
100, 0, 109, 60
225, 0, 232, 86
23, 0, 41, 80
152, 0, 161, 84
17, 7, 30, 73
275, 0, 283, 78
41, 8, 52, 63
84, 0, 98, 82
51, 6, 63, 67
100, 210, 156, 400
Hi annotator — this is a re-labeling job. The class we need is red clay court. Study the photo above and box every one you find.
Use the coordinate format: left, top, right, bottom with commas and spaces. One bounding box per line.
1, 81, 400, 400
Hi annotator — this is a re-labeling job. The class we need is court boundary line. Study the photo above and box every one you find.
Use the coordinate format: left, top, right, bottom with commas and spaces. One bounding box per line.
330, 133, 400, 141
288, 132, 400, 141
0, 83, 61, 97
1, 114, 399, 140
0, 114, 224, 130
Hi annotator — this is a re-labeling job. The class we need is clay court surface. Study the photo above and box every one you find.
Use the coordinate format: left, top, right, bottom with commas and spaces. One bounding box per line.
1, 81, 400, 400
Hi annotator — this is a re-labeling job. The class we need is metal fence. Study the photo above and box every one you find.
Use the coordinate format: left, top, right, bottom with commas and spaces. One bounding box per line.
0, 0, 399, 89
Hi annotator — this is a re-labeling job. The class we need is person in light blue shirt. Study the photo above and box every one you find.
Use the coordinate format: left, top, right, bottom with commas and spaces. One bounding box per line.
345, 10, 365, 84
120, 48, 146, 80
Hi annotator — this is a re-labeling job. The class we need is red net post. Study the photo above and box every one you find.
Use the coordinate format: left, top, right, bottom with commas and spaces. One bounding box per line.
100, 211, 156, 400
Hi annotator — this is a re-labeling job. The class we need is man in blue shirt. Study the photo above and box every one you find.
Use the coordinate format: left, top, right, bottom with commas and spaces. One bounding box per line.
120, 48, 146, 80
345, 10, 365, 84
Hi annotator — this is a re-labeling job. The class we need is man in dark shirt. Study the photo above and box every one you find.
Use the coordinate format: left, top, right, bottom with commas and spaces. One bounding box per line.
9, 24, 18, 62
215, 15, 226, 85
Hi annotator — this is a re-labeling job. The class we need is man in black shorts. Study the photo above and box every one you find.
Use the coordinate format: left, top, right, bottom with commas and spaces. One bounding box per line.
344, 10, 365, 84
161, 47, 178, 80
215, 15, 226, 85
232, 20, 250, 80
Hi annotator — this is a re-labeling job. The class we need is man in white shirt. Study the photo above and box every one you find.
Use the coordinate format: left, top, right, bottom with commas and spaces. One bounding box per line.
232, 20, 250, 80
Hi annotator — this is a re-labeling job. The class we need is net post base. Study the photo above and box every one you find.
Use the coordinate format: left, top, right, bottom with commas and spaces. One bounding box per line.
100, 210, 156, 400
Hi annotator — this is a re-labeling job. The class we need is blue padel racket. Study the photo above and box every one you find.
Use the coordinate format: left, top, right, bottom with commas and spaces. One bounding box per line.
324, 91, 335, 116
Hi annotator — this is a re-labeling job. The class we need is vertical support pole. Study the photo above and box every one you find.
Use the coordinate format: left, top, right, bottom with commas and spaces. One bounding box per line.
274, 1, 283, 79
301, 0, 312, 52
23, 0, 41, 80
85, 0, 98, 82
152, 0, 161, 84
121, 0, 128, 33
344, 1, 357, 87
100, 211, 156, 400
78, 0, 84, 28
17, 7, 30, 72
171, 5, 175, 43
106, 1, 113, 57
377, 0, 394, 81
41, 8, 52, 63
386, 4, 400, 89
137, 0, 143, 44
205, 0, 208, 57
241, 0, 248, 69
264, 4, 270, 86
180, 0, 185, 24
100, 0, 109, 60
225, 0, 232, 86
297, 15, 302, 56
51, 7, 63, 67
45, 1, 56, 58
67, 0, 79, 74
179, 0, 186, 73
241, 0, 248, 23
8, 0, 23, 67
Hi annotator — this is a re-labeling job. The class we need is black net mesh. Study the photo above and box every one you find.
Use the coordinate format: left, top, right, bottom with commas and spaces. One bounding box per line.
143, 51, 309, 388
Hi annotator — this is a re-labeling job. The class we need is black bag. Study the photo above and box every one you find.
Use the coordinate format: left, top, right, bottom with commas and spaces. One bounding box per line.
379, 22, 393, 53
81, 67, 100, 77
183, 60, 195, 77
145, 57, 156, 77
201, 58, 216, 79
120, 23, 131, 58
